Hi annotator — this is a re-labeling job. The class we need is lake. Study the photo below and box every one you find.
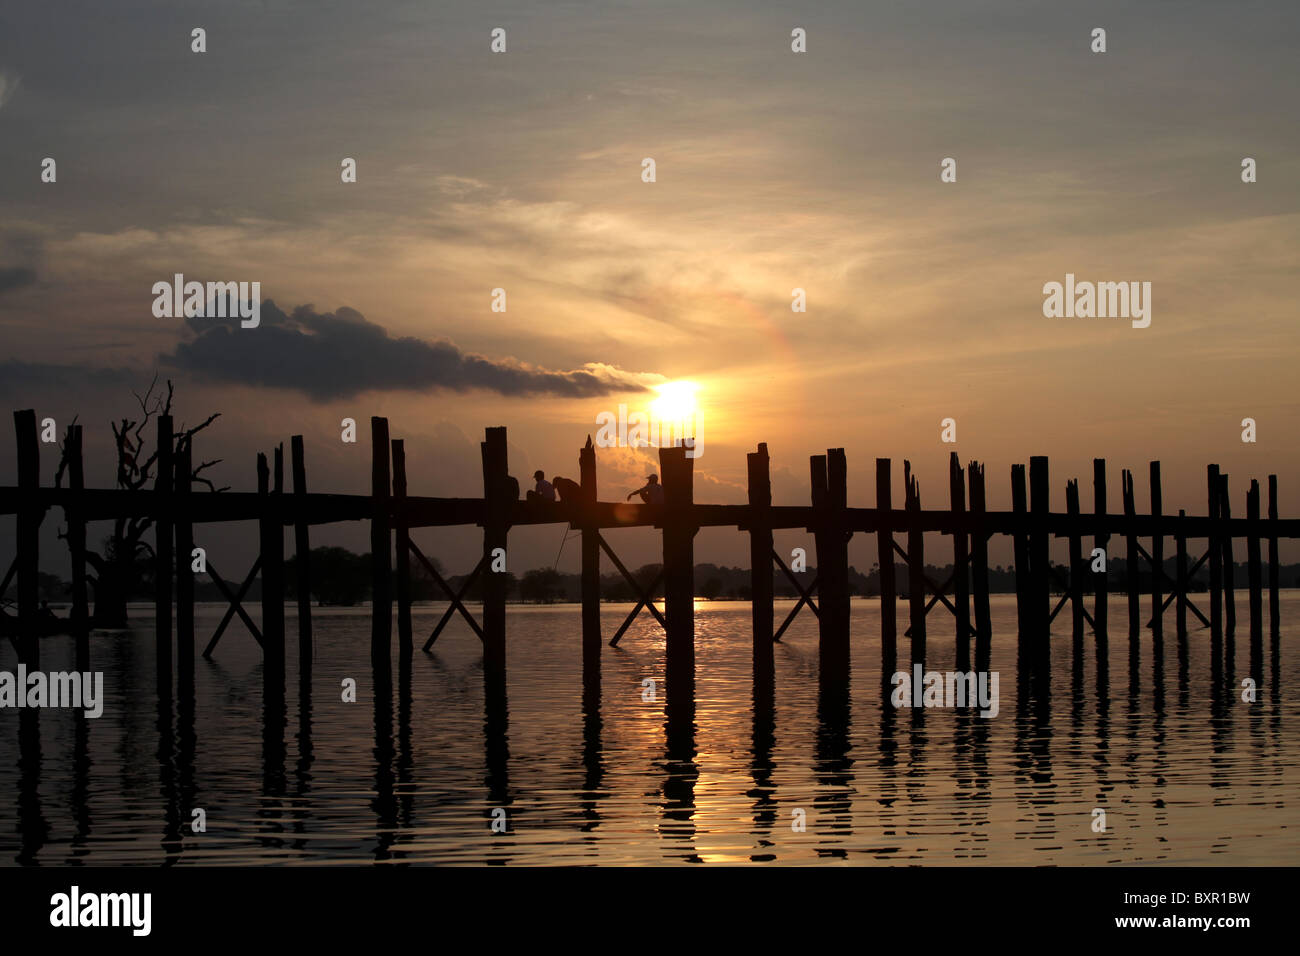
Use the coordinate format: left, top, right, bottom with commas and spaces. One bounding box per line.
2, 593, 1296, 865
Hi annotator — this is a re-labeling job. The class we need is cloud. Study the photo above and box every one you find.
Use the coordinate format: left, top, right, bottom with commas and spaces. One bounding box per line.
0, 360, 136, 397
161, 300, 653, 401
0, 267, 35, 294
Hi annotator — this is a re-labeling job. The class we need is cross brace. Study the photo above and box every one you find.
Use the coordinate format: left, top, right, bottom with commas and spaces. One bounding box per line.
414, 541, 486, 649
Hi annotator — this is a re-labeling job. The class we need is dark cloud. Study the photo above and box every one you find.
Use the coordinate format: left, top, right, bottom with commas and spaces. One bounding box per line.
0, 267, 36, 294
161, 300, 647, 401
0, 360, 136, 397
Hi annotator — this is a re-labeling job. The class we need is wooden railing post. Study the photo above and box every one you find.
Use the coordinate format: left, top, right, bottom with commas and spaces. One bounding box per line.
291, 435, 312, 679
1149, 461, 1163, 648
949, 452, 970, 670
747, 442, 773, 678
1011, 464, 1029, 650
67, 423, 89, 669
1029, 455, 1050, 670
1122, 469, 1139, 643
1219, 473, 1236, 644
13, 410, 39, 667
580, 436, 601, 677
371, 417, 392, 670
968, 461, 992, 672
259, 449, 285, 690
480, 426, 510, 685
660, 443, 696, 692
1208, 465, 1223, 643
1175, 509, 1188, 640
905, 461, 925, 668
1066, 478, 1083, 649
175, 439, 194, 693
1093, 459, 1109, 640
1247, 479, 1262, 659
876, 458, 897, 668
1268, 475, 1280, 641
392, 438, 412, 668
156, 414, 174, 692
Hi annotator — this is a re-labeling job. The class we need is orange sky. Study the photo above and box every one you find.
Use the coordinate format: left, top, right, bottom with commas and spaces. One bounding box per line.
1, 1, 1298, 572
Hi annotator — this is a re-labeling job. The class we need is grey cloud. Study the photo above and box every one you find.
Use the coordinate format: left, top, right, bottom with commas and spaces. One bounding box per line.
0, 267, 36, 294
0, 360, 136, 396
162, 300, 648, 401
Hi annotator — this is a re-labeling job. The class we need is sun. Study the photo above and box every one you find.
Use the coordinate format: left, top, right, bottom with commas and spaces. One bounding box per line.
649, 380, 700, 423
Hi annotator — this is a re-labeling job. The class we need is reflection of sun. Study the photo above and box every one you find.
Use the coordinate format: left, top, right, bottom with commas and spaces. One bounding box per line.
649, 380, 699, 423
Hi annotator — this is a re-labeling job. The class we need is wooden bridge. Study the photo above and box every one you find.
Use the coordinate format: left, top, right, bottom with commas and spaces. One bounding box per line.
1, 409, 1293, 704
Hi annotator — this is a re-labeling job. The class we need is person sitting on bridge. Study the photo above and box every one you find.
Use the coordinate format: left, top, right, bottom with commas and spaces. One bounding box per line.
627, 473, 665, 505
527, 469, 556, 502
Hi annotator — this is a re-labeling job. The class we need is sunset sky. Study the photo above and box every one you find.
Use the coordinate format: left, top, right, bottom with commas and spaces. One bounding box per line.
2, 0, 1298, 574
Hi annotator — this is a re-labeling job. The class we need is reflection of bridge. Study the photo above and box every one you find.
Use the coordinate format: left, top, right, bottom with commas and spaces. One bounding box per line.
2, 409, 1293, 705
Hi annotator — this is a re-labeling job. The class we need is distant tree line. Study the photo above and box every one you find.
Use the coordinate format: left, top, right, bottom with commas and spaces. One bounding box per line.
17, 546, 1300, 608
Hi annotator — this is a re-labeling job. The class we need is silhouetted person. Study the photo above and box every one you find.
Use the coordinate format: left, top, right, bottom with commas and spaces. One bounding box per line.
527, 470, 556, 503
628, 473, 665, 505
552, 476, 582, 503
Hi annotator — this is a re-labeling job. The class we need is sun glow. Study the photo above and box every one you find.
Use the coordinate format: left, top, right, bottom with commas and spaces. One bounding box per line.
649, 380, 700, 424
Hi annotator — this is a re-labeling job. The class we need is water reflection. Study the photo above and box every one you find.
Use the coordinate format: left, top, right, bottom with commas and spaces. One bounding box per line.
659, 673, 698, 862
813, 675, 853, 858
748, 668, 776, 861
1, 597, 1295, 865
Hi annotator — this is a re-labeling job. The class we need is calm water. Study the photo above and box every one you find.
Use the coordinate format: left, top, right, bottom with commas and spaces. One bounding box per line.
2, 593, 1296, 865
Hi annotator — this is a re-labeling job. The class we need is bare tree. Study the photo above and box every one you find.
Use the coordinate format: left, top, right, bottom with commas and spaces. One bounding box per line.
54, 377, 226, 627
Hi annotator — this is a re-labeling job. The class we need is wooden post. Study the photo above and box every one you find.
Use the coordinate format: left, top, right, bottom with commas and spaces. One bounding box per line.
1268, 475, 1280, 641
1010, 464, 1029, 647
968, 461, 992, 672
816, 448, 850, 679
829, 448, 850, 671
580, 436, 601, 677
152, 415, 176, 694
175, 439, 194, 692
1219, 474, 1236, 641
876, 458, 897, 666
747, 443, 774, 678
811, 451, 828, 623
1029, 456, 1050, 669
67, 424, 89, 670
480, 426, 509, 684
258, 449, 285, 686
1246, 479, 1262, 653
1149, 461, 1163, 645
392, 439, 412, 668
904, 461, 925, 668
155, 415, 174, 689
949, 452, 970, 670
1122, 469, 1139, 642
13, 410, 39, 667
291, 435, 312, 679
272, 445, 286, 648
1066, 479, 1083, 647
1093, 459, 1108, 638
1175, 509, 1188, 640
371, 417, 392, 670
1208, 465, 1222, 641
660, 443, 695, 691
